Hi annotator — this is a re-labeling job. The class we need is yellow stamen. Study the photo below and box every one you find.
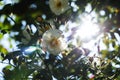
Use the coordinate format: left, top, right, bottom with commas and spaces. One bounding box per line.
50, 38, 60, 47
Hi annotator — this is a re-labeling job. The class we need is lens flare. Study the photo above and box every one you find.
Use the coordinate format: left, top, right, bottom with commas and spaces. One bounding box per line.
76, 21, 100, 42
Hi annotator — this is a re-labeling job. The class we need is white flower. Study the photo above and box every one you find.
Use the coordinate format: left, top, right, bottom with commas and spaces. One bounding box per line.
41, 29, 67, 55
49, 0, 70, 15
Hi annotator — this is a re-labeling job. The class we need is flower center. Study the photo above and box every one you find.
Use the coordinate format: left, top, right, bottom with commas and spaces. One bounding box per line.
56, 1, 62, 8
50, 38, 60, 47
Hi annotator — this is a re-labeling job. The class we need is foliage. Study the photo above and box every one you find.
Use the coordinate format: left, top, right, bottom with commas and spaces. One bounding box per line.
0, 0, 120, 80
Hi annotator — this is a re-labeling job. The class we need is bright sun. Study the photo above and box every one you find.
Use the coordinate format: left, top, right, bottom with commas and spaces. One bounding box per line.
76, 19, 100, 42
75, 14, 100, 43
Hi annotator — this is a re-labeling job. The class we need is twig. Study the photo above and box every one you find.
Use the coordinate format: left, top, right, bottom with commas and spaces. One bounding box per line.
7, 15, 16, 24
0, 61, 16, 67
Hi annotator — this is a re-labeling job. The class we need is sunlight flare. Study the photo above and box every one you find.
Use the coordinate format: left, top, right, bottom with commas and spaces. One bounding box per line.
76, 21, 100, 42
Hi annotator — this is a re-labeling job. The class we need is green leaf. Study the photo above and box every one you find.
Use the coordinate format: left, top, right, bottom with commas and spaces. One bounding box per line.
101, 50, 109, 58
5, 65, 12, 69
0, 45, 8, 54
0, 33, 3, 39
